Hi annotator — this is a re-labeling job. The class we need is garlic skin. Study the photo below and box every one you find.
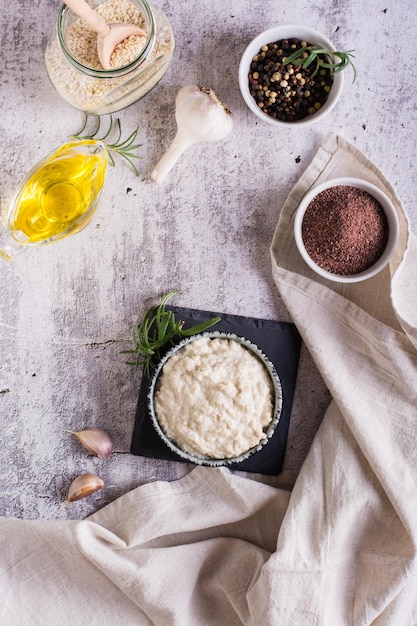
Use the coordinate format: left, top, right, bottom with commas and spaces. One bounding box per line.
64, 473, 104, 505
151, 85, 233, 184
67, 428, 114, 459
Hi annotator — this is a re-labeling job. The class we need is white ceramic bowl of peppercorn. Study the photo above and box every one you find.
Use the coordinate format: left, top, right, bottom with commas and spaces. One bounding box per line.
293, 178, 400, 283
238, 25, 347, 126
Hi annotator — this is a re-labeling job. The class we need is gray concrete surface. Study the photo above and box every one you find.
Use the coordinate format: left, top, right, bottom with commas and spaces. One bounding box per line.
0, 0, 415, 519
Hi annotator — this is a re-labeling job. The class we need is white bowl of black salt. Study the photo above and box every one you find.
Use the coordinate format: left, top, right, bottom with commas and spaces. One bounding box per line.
294, 178, 400, 283
238, 25, 346, 126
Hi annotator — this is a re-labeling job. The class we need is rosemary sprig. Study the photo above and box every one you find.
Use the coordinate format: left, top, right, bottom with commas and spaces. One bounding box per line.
283, 47, 357, 82
70, 114, 142, 175
121, 290, 221, 377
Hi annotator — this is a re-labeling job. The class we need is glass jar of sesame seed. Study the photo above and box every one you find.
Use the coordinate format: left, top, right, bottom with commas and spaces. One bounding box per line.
45, 0, 174, 114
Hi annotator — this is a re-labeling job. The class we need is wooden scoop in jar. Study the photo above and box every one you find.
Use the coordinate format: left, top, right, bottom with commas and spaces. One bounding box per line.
63, 0, 146, 69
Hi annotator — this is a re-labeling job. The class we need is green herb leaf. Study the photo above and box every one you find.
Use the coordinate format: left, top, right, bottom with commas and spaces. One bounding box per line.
70, 114, 142, 175
121, 290, 221, 377
283, 46, 357, 82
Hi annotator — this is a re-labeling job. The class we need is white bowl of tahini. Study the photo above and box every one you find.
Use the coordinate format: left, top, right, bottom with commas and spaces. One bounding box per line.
147, 332, 283, 466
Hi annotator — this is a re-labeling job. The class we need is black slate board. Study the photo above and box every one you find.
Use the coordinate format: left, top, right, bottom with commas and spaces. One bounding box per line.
130, 306, 302, 475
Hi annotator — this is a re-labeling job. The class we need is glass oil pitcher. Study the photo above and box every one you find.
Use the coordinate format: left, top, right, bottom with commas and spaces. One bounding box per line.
0, 139, 108, 261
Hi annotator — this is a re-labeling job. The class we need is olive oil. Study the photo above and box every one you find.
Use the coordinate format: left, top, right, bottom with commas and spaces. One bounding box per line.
9, 140, 108, 245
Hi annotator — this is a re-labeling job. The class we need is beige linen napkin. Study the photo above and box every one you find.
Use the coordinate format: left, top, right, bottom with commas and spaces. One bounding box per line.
259, 133, 417, 624
1, 134, 416, 626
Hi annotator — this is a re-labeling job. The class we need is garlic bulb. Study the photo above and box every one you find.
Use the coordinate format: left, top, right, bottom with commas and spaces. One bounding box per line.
151, 85, 233, 184
64, 473, 104, 505
66, 428, 114, 459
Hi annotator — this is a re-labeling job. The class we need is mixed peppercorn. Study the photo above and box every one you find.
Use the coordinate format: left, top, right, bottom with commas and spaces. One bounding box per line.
248, 38, 334, 122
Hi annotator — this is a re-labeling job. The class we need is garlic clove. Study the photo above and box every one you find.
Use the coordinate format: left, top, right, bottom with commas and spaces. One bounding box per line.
64, 473, 104, 505
66, 428, 114, 459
